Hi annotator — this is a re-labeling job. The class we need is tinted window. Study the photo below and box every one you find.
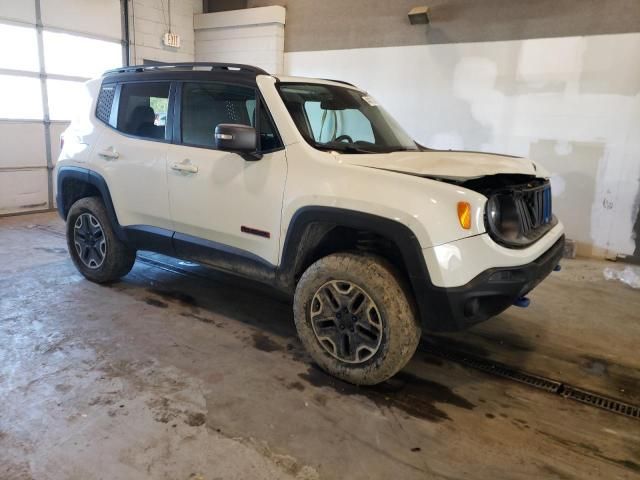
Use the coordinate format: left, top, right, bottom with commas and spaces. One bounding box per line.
181, 82, 281, 151
117, 82, 170, 140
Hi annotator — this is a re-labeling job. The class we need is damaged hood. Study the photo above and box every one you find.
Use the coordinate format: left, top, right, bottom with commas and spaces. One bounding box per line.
340, 150, 543, 181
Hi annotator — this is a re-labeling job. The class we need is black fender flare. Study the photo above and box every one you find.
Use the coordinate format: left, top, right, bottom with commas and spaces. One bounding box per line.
276, 206, 451, 330
56, 166, 127, 241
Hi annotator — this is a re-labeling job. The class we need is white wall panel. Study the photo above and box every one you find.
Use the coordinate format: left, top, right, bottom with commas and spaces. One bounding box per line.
195, 8, 285, 74
0, 169, 49, 214
49, 121, 70, 166
0, 122, 46, 169
40, 0, 122, 40
285, 33, 640, 257
0, 0, 36, 24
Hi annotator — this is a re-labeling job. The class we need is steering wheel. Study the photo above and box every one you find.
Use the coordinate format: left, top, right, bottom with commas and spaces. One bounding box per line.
334, 134, 354, 143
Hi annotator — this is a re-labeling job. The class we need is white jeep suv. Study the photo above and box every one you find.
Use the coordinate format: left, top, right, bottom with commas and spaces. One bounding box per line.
55, 63, 564, 385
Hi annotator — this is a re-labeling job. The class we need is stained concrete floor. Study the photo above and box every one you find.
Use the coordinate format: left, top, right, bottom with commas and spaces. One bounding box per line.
1, 212, 639, 480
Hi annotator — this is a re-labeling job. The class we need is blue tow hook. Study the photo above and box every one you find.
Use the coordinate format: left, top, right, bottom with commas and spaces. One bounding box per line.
553, 264, 562, 272
513, 296, 530, 308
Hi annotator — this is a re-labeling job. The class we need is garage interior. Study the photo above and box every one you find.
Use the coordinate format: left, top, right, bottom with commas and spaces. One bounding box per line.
1, 1, 639, 479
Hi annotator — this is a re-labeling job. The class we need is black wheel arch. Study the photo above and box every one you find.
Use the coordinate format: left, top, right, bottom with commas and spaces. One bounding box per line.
276, 206, 445, 330
56, 166, 126, 242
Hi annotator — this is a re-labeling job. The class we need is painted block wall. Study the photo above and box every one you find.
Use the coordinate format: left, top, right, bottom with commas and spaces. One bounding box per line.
194, 6, 285, 74
129, 0, 203, 64
284, 34, 640, 257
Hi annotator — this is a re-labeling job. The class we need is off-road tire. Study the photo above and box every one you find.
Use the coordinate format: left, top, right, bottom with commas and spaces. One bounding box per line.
293, 252, 421, 385
66, 196, 136, 283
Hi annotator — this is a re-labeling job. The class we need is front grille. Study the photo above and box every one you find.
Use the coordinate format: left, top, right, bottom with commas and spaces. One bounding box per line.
515, 182, 553, 235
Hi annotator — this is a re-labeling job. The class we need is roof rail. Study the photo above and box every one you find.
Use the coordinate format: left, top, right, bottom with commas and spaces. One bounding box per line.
103, 62, 269, 77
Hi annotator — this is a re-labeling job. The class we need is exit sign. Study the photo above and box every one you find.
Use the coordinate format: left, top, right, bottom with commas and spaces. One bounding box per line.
163, 32, 181, 48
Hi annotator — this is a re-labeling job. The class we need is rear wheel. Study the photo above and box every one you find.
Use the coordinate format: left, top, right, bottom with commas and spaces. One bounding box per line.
66, 197, 136, 283
293, 252, 421, 385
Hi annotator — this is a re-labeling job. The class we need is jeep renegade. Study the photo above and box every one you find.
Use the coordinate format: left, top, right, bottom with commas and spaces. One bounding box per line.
55, 63, 565, 385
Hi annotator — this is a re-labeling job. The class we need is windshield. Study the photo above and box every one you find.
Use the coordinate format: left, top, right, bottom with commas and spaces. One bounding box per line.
277, 83, 418, 153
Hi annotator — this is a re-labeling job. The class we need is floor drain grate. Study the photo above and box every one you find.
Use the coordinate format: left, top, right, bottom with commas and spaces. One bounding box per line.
426, 343, 562, 393
425, 341, 640, 421
561, 386, 640, 419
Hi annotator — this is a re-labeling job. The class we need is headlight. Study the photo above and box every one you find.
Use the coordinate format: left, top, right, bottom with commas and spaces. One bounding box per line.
486, 195, 500, 227
486, 194, 520, 241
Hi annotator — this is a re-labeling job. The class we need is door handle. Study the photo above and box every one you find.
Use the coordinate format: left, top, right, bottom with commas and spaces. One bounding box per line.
97, 147, 119, 160
171, 162, 198, 174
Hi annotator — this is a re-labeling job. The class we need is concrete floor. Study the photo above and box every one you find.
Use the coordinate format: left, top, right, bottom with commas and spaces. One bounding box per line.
1, 212, 639, 480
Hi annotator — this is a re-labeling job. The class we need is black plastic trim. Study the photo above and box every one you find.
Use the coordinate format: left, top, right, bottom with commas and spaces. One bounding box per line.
431, 235, 565, 330
56, 167, 125, 241
173, 232, 275, 283
56, 166, 88, 219
276, 206, 439, 326
123, 225, 174, 255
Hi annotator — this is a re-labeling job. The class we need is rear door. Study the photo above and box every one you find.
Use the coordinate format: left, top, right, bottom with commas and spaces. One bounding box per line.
91, 81, 174, 230
166, 81, 287, 266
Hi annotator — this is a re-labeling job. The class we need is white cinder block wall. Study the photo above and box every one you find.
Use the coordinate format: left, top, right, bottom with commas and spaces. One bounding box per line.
194, 6, 285, 74
285, 35, 640, 258
129, 0, 203, 64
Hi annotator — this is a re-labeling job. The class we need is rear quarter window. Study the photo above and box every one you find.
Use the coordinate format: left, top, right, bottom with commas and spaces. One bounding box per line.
95, 84, 116, 125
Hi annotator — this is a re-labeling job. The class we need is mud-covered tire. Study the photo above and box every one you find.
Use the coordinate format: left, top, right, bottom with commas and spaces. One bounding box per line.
66, 196, 136, 283
293, 252, 421, 385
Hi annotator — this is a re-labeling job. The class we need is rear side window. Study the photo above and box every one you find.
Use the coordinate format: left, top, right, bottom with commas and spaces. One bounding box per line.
181, 82, 281, 151
95, 84, 116, 125
117, 82, 170, 140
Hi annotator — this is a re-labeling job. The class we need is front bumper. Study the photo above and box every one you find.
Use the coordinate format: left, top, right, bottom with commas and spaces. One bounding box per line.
417, 235, 565, 332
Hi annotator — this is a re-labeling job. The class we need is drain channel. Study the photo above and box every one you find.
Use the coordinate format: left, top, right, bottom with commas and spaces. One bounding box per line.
33, 224, 640, 420
426, 342, 562, 393
424, 340, 640, 421
560, 386, 639, 419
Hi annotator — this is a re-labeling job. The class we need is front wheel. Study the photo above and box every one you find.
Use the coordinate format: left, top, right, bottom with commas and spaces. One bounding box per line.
66, 196, 136, 283
293, 253, 421, 385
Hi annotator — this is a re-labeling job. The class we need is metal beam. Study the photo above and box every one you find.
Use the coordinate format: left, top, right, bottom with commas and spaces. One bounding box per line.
0, 68, 90, 83
0, 16, 123, 44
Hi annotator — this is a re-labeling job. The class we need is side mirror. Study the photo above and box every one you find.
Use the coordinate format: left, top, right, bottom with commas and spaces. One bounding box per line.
214, 123, 262, 160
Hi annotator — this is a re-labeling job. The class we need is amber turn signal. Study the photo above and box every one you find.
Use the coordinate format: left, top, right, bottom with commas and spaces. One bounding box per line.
457, 202, 472, 230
